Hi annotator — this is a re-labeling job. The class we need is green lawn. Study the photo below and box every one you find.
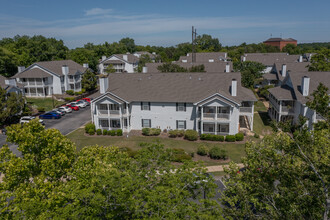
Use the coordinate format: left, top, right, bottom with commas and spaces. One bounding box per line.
26, 98, 65, 111
67, 128, 246, 164
253, 111, 273, 136
254, 101, 267, 112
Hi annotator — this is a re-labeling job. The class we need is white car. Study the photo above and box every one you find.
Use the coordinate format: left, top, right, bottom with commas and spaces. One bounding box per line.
19, 116, 44, 125
58, 106, 72, 113
72, 100, 87, 108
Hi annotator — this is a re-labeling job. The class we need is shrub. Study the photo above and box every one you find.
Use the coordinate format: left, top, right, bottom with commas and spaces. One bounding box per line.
74, 91, 82, 95
177, 130, 185, 137
116, 129, 123, 136
254, 133, 260, 138
85, 123, 95, 133
37, 107, 45, 112
200, 134, 207, 140
142, 128, 161, 136
102, 130, 108, 135
200, 134, 224, 142
171, 148, 192, 162
81, 88, 86, 93
96, 129, 102, 135
235, 133, 244, 141
214, 135, 224, 142
64, 97, 75, 102
225, 135, 236, 142
110, 130, 116, 136
190, 152, 194, 158
209, 147, 228, 160
66, 90, 74, 95
149, 128, 161, 136
197, 145, 208, 156
169, 130, 178, 138
142, 128, 150, 136
88, 128, 95, 135
139, 142, 149, 147
184, 130, 198, 141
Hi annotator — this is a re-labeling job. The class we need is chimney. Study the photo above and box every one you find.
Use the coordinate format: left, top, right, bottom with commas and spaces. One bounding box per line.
224, 52, 227, 58
18, 66, 25, 73
225, 63, 230, 73
242, 56, 246, 62
152, 52, 156, 55
83, 63, 89, 68
142, 66, 148, 73
102, 56, 106, 61
99, 77, 109, 94
123, 55, 128, 61
281, 64, 287, 77
231, 79, 237, 96
62, 65, 69, 91
299, 55, 303, 63
301, 76, 310, 96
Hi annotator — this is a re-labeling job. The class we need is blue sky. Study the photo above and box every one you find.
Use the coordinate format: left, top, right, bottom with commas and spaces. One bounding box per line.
0, 0, 329, 48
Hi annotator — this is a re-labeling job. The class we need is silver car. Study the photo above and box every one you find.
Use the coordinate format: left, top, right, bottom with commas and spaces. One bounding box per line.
59, 106, 72, 113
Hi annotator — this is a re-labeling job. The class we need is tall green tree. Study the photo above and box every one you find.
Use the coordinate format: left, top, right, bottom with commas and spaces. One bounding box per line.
195, 34, 222, 52
119, 37, 136, 53
308, 48, 330, 71
68, 48, 98, 71
137, 54, 152, 72
0, 88, 25, 126
81, 70, 97, 92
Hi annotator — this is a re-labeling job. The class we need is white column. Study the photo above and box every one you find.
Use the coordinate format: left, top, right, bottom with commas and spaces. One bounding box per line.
251, 102, 254, 131
195, 106, 198, 132
107, 104, 110, 116
201, 106, 204, 134
126, 103, 130, 132
119, 105, 123, 130
215, 123, 217, 135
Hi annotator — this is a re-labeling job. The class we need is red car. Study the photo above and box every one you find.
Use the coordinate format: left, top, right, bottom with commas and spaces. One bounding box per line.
65, 104, 79, 111
82, 98, 91, 103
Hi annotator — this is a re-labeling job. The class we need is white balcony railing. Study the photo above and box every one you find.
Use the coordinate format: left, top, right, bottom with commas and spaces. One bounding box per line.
98, 110, 108, 115
281, 106, 294, 113
217, 113, 230, 120
110, 110, 120, 115
203, 113, 230, 120
239, 107, 253, 113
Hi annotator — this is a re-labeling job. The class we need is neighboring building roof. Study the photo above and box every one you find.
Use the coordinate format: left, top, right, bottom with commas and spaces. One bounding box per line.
103, 72, 257, 104
0, 75, 8, 89
264, 38, 297, 42
0, 75, 23, 91
178, 52, 229, 63
243, 53, 301, 66
145, 62, 233, 73
14, 60, 87, 78
263, 73, 278, 81
273, 62, 310, 81
103, 59, 125, 65
268, 71, 330, 104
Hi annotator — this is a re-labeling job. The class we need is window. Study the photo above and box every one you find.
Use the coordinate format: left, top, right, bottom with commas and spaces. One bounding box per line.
109, 104, 119, 110
176, 103, 186, 112
99, 119, 109, 128
141, 102, 150, 111
218, 124, 229, 133
176, 120, 186, 130
142, 119, 151, 128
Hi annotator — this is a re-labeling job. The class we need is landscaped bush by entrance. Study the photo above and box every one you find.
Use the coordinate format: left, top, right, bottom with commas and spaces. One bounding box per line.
85, 123, 95, 134
88, 129, 95, 135
116, 129, 123, 136
96, 129, 102, 135
235, 133, 244, 141
225, 135, 236, 142
209, 146, 228, 160
142, 128, 161, 136
168, 129, 185, 138
103, 130, 108, 135
200, 134, 224, 142
184, 130, 198, 141
109, 130, 116, 136
197, 145, 208, 156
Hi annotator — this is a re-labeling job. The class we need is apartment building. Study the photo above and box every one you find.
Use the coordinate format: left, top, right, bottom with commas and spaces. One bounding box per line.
0, 75, 24, 95
91, 72, 257, 134
13, 60, 88, 97
98, 54, 140, 74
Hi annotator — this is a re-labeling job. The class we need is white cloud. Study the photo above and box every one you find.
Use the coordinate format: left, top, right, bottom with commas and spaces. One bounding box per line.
85, 8, 113, 16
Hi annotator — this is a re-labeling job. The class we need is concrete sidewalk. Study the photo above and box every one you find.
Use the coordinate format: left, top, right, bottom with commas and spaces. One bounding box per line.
206, 163, 244, 172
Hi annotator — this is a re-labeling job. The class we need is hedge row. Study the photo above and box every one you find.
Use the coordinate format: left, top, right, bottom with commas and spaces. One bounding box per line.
200, 133, 244, 142
197, 145, 228, 160
142, 128, 161, 136
85, 123, 122, 136
168, 129, 185, 138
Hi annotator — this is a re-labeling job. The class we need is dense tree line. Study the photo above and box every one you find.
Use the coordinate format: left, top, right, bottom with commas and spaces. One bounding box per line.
1, 35, 329, 78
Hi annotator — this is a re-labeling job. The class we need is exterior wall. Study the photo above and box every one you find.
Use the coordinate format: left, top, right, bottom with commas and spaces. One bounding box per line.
264, 41, 297, 51
130, 102, 196, 130
52, 75, 62, 95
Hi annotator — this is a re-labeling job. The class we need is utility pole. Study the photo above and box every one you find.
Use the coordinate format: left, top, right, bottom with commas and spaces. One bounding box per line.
192, 26, 197, 63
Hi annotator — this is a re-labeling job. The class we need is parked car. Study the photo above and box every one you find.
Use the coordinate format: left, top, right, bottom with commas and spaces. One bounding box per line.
72, 101, 86, 108
51, 109, 65, 116
77, 99, 90, 106
39, 112, 61, 119
59, 106, 72, 113
65, 104, 79, 111
82, 97, 91, 103
19, 116, 44, 125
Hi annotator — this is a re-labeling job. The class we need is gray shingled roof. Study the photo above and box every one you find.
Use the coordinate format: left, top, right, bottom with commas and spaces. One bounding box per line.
243, 53, 301, 66
268, 71, 330, 104
14, 60, 87, 78
0, 75, 8, 89
105, 72, 257, 104
178, 52, 229, 63
273, 62, 310, 81
145, 62, 233, 73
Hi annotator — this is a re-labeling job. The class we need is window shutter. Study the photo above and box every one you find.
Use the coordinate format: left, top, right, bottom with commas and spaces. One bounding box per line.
184, 121, 186, 129
148, 102, 151, 110
184, 103, 186, 111
149, 119, 151, 128
141, 119, 143, 127
141, 102, 143, 110
176, 120, 178, 129
176, 103, 178, 111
